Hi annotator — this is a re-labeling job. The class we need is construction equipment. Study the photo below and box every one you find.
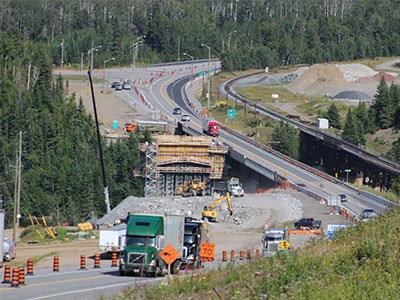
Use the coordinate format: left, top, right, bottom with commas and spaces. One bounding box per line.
177, 180, 206, 197
202, 192, 234, 222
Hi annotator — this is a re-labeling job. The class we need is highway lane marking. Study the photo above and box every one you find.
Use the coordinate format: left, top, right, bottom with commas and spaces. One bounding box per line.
24, 279, 155, 300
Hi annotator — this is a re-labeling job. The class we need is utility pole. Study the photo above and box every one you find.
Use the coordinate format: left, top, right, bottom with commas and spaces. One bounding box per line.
88, 69, 111, 214
0, 194, 5, 264
16, 131, 22, 229
13, 131, 22, 244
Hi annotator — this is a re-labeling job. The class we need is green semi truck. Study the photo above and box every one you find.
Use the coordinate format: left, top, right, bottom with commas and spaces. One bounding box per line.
119, 213, 185, 276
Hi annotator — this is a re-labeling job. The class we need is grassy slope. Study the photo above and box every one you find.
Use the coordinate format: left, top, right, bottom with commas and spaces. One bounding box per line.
117, 209, 400, 300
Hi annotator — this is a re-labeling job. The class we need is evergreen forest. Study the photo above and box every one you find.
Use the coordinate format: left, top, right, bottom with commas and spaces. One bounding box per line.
0, 32, 144, 226
0, 0, 399, 70
1, 0, 400, 224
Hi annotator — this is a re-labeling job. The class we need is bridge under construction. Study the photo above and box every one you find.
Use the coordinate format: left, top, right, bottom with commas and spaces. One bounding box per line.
136, 135, 228, 196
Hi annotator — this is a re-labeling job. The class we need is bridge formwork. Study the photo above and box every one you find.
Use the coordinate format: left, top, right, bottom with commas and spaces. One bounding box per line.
137, 135, 228, 196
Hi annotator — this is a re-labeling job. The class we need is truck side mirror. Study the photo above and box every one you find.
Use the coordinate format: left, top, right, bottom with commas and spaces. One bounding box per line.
156, 236, 165, 249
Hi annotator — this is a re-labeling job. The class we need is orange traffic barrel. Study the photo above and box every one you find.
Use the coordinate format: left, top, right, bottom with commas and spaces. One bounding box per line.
111, 252, 118, 267
239, 250, 244, 260
18, 267, 26, 285
53, 256, 60, 272
230, 250, 235, 261
2, 265, 11, 283
247, 249, 251, 260
222, 250, 227, 262
10, 268, 19, 287
27, 258, 34, 275
80, 255, 87, 270
94, 253, 101, 269
256, 249, 261, 259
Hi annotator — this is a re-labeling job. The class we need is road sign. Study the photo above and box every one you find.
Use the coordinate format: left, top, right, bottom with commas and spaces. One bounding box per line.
227, 109, 237, 119
344, 169, 351, 172
279, 240, 290, 251
199, 71, 207, 77
160, 244, 180, 266
200, 242, 215, 262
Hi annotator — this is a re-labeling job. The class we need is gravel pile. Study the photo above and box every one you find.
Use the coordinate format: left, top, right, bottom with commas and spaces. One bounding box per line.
98, 195, 286, 225
333, 90, 371, 100
335, 64, 377, 82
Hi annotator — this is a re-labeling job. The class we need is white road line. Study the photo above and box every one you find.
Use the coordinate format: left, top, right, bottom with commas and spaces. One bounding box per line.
26, 279, 153, 300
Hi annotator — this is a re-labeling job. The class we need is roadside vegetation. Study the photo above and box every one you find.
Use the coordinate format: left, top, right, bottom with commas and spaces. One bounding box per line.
114, 208, 400, 299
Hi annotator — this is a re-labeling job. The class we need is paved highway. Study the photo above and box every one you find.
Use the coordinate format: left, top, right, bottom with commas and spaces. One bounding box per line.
0, 266, 160, 300
36, 61, 394, 299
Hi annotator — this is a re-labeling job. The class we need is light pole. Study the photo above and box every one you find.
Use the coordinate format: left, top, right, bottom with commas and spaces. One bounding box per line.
228, 30, 237, 51
183, 52, 194, 87
60, 39, 64, 67
201, 43, 211, 110
87, 43, 102, 70
103, 57, 115, 91
132, 35, 145, 69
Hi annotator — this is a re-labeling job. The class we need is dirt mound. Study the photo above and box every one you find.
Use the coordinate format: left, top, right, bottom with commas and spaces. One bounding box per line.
373, 72, 396, 82
288, 64, 349, 95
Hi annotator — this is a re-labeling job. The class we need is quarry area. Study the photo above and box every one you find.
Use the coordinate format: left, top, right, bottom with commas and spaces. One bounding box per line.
11, 188, 351, 268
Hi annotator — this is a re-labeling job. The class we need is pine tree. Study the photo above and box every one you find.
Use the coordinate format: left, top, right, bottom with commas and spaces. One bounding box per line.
326, 103, 341, 129
342, 109, 363, 145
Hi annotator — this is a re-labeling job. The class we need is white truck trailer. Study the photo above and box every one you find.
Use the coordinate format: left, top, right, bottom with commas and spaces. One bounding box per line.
99, 224, 127, 254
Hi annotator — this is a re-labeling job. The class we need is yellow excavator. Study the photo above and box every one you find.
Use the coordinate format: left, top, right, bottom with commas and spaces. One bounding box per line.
202, 192, 234, 222
177, 180, 206, 197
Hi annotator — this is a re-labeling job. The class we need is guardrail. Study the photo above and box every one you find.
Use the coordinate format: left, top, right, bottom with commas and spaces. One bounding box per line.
224, 73, 400, 175
177, 67, 395, 209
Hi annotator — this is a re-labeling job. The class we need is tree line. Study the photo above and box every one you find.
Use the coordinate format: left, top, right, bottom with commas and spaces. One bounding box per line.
0, 32, 145, 226
0, 0, 399, 71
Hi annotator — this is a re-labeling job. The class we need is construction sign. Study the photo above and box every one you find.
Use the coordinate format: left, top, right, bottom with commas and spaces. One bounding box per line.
279, 240, 290, 251
200, 242, 215, 262
160, 244, 180, 266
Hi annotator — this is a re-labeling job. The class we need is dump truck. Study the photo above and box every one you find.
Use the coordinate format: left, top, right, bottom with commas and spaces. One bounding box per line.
202, 118, 219, 136
262, 228, 287, 256
99, 224, 127, 255
119, 213, 184, 276
213, 177, 244, 197
177, 180, 206, 197
202, 192, 234, 222
181, 217, 211, 269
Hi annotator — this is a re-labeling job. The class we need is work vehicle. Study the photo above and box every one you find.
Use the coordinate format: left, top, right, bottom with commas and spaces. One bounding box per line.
202, 118, 219, 136
361, 208, 376, 221
119, 213, 184, 277
338, 194, 347, 202
181, 114, 190, 122
202, 192, 234, 222
294, 218, 322, 229
181, 217, 211, 268
3, 238, 16, 261
99, 224, 127, 255
227, 177, 244, 197
177, 180, 206, 197
173, 107, 182, 115
124, 122, 140, 133
114, 82, 123, 91
262, 228, 287, 255
213, 177, 244, 197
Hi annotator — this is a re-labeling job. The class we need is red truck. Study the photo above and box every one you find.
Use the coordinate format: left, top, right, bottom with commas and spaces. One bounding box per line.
202, 118, 219, 136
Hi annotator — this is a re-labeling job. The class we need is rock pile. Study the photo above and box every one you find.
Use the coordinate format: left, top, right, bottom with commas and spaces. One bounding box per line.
98, 192, 304, 228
